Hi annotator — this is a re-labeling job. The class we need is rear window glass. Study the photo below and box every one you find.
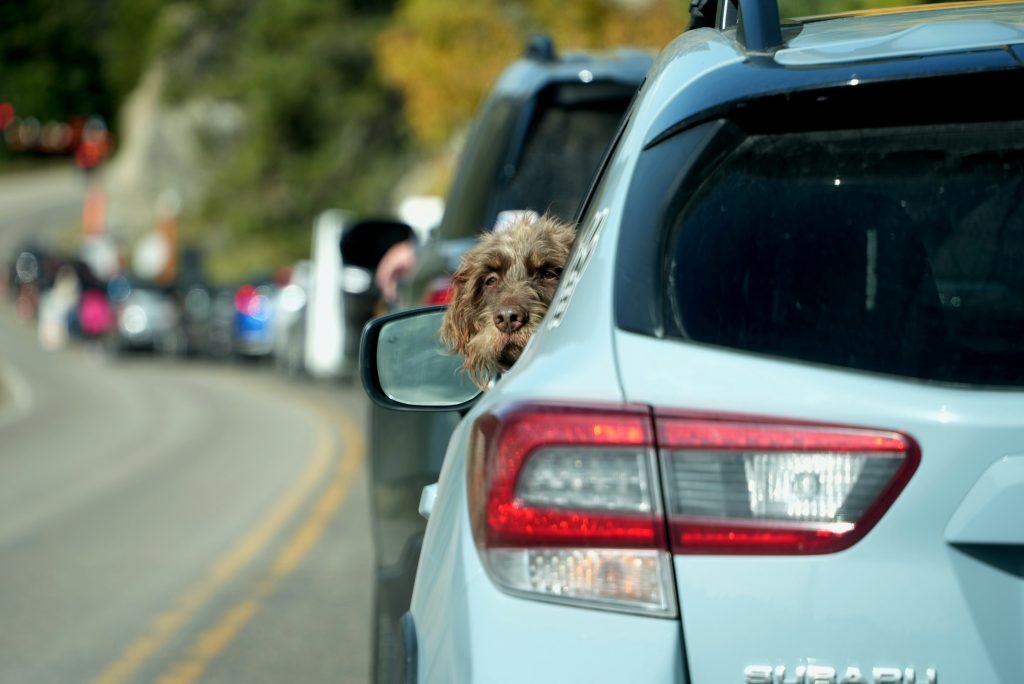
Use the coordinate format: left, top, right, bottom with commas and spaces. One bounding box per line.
496, 82, 635, 223
667, 121, 1024, 387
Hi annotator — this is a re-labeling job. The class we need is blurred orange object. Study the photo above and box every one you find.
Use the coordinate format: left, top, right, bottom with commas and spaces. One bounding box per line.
82, 182, 106, 236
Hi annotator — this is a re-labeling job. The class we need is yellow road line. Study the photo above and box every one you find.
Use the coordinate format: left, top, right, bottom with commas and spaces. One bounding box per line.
89, 407, 337, 684
155, 408, 365, 684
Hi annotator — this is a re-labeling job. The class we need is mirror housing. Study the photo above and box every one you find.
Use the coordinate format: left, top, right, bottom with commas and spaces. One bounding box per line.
360, 305, 481, 412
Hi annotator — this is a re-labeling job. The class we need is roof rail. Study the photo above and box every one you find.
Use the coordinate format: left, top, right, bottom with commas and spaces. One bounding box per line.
735, 0, 784, 53
525, 34, 557, 62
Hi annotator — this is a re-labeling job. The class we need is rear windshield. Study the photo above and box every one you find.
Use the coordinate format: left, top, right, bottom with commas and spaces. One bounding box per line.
443, 81, 634, 240
497, 82, 635, 222
668, 121, 1024, 387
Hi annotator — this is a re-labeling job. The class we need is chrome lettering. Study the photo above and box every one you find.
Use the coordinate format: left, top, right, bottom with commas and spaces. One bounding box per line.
775, 665, 807, 684
873, 668, 903, 684
841, 667, 867, 684
744, 665, 774, 684
806, 665, 837, 684
742, 663, 937, 683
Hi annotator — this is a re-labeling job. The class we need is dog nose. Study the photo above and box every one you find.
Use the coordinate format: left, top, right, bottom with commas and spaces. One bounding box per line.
493, 305, 528, 334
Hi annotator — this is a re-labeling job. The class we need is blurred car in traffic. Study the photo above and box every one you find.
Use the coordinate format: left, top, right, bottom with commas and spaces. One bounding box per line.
360, 37, 652, 683
273, 259, 311, 375
362, 1, 1024, 682
175, 283, 215, 356
233, 280, 278, 358
109, 278, 185, 356
206, 286, 238, 359
7, 243, 61, 320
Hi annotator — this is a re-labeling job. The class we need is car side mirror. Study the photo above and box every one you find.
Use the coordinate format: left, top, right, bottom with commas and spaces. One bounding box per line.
360, 305, 481, 411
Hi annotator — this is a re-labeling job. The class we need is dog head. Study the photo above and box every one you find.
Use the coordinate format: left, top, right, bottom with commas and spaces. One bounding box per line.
439, 213, 576, 390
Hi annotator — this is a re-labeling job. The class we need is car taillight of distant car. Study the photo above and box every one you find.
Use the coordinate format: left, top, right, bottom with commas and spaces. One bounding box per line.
234, 284, 272, 321
423, 277, 454, 305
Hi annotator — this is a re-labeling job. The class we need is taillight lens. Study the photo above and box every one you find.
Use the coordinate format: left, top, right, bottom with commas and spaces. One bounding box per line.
657, 416, 919, 555
423, 277, 454, 305
469, 404, 918, 614
470, 404, 677, 616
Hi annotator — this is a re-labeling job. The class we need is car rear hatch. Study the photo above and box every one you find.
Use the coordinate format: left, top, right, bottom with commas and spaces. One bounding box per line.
611, 76, 1024, 681
616, 332, 1024, 683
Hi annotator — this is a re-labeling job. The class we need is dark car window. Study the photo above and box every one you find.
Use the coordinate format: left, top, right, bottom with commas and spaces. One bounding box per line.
441, 82, 636, 240
496, 82, 637, 222
666, 120, 1024, 387
439, 96, 523, 240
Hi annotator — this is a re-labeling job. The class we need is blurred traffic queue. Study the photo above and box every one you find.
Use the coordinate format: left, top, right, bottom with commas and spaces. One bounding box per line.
2, 197, 443, 380
1, 102, 112, 171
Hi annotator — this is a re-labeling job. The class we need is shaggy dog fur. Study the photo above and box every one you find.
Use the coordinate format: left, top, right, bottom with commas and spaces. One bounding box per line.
439, 213, 576, 390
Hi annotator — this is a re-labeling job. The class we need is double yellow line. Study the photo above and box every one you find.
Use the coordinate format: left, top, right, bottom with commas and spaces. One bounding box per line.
90, 392, 364, 684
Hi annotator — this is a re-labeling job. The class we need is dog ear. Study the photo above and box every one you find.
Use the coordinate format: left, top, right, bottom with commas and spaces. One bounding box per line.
438, 265, 478, 355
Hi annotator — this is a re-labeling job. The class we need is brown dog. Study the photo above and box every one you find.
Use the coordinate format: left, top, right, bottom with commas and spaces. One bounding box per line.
439, 213, 575, 390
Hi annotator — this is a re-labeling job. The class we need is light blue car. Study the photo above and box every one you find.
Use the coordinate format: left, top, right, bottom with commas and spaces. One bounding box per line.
362, 2, 1024, 682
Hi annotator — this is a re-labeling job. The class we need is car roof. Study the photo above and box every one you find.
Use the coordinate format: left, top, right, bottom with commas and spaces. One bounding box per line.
779, 2, 1024, 66
635, 1, 1024, 147
489, 47, 654, 98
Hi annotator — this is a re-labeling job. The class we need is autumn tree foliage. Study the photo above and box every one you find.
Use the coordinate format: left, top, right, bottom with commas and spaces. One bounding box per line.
377, 0, 686, 147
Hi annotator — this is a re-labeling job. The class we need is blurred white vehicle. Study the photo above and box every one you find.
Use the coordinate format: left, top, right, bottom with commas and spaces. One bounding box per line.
273, 259, 311, 376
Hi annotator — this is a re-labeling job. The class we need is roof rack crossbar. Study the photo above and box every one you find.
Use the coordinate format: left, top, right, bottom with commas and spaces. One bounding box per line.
736, 0, 784, 53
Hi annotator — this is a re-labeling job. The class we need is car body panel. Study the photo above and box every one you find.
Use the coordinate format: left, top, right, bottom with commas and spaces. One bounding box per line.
412, 367, 682, 684
945, 455, 1024, 545
640, 28, 1018, 149
779, 3, 1024, 66
617, 326, 1024, 683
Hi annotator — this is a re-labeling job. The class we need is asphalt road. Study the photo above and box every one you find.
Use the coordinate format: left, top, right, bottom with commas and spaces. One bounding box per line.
0, 167, 374, 684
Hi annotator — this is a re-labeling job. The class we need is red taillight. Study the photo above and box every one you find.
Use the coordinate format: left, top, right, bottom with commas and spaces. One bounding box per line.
473, 404, 663, 549
234, 284, 271, 319
470, 404, 675, 616
657, 415, 919, 555
423, 277, 454, 305
469, 403, 919, 614
234, 284, 257, 313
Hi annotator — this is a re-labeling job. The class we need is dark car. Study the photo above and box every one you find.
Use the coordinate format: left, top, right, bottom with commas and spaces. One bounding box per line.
363, 37, 652, 683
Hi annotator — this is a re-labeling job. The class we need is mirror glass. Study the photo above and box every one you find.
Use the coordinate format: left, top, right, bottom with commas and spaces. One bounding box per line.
376, 310, 480, 407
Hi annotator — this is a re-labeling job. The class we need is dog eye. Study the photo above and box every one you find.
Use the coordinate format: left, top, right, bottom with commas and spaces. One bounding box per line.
540, 268, 561, 281
483, 274, 499, 287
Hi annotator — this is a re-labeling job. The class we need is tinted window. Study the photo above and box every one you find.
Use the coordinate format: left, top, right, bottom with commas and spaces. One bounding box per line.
496, 82, 636, 222
440, 97, 522, 240
667, 121, 1024, 387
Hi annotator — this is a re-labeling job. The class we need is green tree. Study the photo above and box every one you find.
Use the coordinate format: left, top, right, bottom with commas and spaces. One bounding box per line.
158, 0, 413, 275
0, 0, 111, 122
